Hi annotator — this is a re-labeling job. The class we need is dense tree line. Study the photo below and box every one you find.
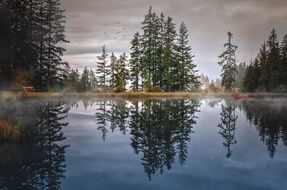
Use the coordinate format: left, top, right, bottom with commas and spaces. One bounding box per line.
64, 49, 129, 93
243, 29, 287, 92
2, 1, 286, 93
235, 62, 247, 90
130, 7, 200, 92
64, 67, 97, 92
69, 7, 200, 93
0, 0, 68, 91
0, 4, 199, 92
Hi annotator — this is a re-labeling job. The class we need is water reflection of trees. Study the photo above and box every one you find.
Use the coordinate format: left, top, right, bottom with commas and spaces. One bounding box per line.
95, 99, 200, 179
95, 100, 109, 141
241, 99, 287, 158
95, 100, 130, 141
0, 100, 69, 190
217, 100, 238, 158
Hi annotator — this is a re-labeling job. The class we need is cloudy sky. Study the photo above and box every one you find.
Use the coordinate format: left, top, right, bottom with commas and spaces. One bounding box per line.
61, 0, 287, 80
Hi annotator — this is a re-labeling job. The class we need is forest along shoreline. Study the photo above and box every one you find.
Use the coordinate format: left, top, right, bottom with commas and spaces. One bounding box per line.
1, 92, 287, 99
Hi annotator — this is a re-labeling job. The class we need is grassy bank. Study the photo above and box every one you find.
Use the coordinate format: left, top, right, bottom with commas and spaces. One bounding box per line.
1, 91, 287, 99
0, 119, 20, 143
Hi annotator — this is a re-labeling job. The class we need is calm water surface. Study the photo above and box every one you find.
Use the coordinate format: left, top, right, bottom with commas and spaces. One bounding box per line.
0, 97, 287, 190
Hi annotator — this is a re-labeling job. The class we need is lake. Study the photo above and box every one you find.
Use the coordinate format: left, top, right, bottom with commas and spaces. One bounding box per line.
0, 97, 287, 190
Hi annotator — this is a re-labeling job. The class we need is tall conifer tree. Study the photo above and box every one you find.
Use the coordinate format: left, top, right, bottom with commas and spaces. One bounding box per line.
109, 53, 118, 90
129, 32, 142, 91
80, 67, 90, 92
43, 0, 68, 91
258, 42, 268, 90
176, 22, 199, 91
280, 34, 287, 86
266, 29, 281, 90
218, 32, 238, 92
114, 53, 128, 92
96, 45, 109, 90
141, 6, 161, 90
243, 59, 260, 92
141, 6, 153, 89
157, 12, 166, 89
162, 16, 177, 91
0, 0, 37, 85
0, 1, 12, 84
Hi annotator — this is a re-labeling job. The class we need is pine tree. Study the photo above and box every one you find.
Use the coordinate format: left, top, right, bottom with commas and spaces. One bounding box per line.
8, 0, 33, 71
43, 0, 68, 91
218, 32, 238, 92
0, 0, 68, 91
176, 22, 199, 91
33, 0, 49, 90
243, 63, 252, 92
109, 53, 118, 90
89, 69, 97, 90
111, 53, 129, 92
0, 0, 38, 85
156, 12, 166, 89
280, 34, 287, 86
115, 53, 129, 92
96, 45, 109, 90
80, 67, 90, 92
0, 1, 12, 84
141, 6, 153, 89
162, 16, 177, 91
134, 8, 202, 92
243, 59, 260, 92
67, 69, 80, 91
141, 6, 160, 90
151, 12, 164, 88
258, 42, 268, 90
253, 58, 261, 89
266, 29, 281, 90
129, 32, 142, 91
244, 29, 286, 92
235, 62, 247, 90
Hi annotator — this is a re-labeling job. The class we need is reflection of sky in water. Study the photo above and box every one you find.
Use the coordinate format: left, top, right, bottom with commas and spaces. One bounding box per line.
61, 99, 287, 190
0, 97, 286, 189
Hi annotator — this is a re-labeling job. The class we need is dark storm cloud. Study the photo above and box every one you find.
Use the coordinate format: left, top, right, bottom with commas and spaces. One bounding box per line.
61, 0, 287, 78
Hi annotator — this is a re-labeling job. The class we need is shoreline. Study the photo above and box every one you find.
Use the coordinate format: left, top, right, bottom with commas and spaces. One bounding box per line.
1, 91, 287, 99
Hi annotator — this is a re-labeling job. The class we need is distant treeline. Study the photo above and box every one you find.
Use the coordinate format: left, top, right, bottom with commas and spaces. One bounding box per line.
0, 0, 68, 91
243, 29, 287, 92
64, 49, 130, 92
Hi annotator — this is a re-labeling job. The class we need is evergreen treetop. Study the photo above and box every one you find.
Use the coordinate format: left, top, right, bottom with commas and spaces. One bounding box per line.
218, 32, 238, 92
